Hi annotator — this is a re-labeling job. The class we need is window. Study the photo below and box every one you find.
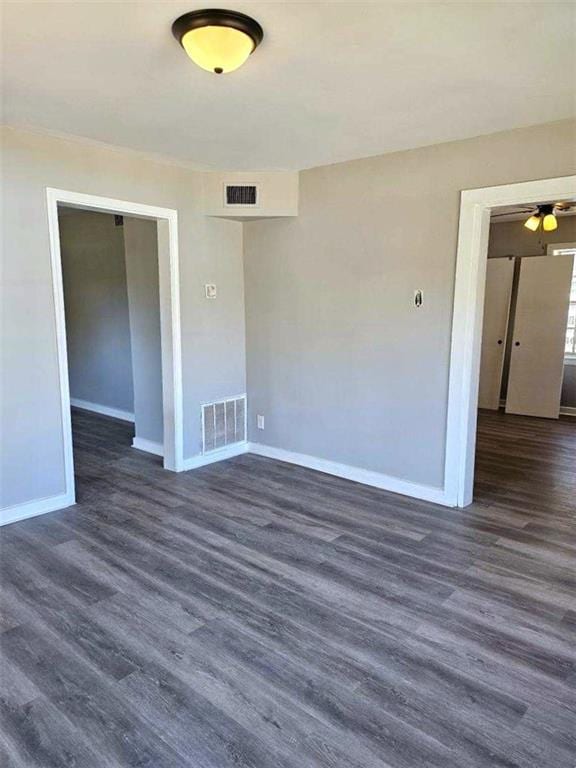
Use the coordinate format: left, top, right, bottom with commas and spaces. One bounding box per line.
567, 259, 576, 358
548, 246, 576, 362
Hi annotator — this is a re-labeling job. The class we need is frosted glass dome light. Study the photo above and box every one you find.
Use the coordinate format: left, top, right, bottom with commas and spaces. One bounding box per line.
172, 9, 264, 74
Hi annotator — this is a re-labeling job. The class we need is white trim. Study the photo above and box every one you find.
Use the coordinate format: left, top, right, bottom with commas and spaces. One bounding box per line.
47, 188, 77, 511
155, 215, 184, 472
70, 398, 135, 423
445, 175, 576, 507
183, 441, 249, 470
1, 492, 75, 527
564, 357, 576, 367
248, 443, 450, 506
43, 188, 184, 525
132, 437, 164, 457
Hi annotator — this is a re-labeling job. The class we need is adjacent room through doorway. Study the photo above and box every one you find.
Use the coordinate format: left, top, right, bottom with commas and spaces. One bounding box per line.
58, 205, 164, 501
474, 202, 576, 509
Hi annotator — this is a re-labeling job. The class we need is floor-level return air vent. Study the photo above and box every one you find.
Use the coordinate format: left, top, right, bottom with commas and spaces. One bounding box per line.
225, 184, 258, 207
202, 395, 246, 454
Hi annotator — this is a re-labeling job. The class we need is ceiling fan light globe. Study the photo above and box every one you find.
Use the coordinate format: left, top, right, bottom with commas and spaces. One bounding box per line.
542, 213, 558, 232
524, 214, 541, 232
181, 26, 254, 73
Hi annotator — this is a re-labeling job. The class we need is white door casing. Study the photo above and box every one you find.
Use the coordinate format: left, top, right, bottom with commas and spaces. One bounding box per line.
445, 174, 576, 507
46, 188, 184, 513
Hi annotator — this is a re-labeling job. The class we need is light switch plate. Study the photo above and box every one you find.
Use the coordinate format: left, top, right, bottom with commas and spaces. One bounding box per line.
205, 284, 217, 299
257, 415, 265, 430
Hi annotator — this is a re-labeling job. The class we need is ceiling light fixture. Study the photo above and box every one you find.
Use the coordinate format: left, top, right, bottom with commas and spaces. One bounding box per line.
172, 9, 264, 74
523, 204, 558, 233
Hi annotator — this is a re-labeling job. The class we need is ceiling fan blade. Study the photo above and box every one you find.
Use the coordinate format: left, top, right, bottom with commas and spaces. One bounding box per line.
491, 209, 534, 218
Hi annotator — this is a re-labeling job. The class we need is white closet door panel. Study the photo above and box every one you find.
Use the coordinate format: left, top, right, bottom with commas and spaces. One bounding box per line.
478, 258, 514, 410
506, 254, 574, 418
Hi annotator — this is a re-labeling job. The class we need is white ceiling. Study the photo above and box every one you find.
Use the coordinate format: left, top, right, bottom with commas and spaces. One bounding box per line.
3, 1, 575, 170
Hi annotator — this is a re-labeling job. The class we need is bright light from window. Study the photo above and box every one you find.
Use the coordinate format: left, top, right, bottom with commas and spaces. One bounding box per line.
551, 246, 576, 359
566, 260, 576, 357
553, 248, 576, 360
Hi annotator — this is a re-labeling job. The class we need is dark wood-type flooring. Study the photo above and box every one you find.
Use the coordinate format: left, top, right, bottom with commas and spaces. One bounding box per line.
1, 407, 575, 767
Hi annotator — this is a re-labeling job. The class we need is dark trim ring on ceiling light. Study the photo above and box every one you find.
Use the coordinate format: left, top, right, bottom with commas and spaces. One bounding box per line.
172, 9, 264, 49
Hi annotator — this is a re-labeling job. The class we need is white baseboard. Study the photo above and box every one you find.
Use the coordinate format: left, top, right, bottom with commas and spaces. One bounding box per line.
71, 398, 135, 423
182, 441, 249, 471
132, 437, 164, 457
133, 440, 250, 467
0, 491, 75, 527
0, 439, 450, 527
247, 442, 451, 506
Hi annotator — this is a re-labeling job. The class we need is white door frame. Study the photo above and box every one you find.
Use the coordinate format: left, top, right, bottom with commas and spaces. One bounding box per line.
444, 175, 576, 507
47, 187, 184, 508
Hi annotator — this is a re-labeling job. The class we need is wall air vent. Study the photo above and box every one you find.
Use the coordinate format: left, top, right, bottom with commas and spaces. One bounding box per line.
224, 184, 258, 207
202, 395, 246, 454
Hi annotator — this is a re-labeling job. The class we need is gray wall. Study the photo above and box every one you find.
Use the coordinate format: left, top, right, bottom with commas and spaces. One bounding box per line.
123, 217, 163, 444
1, 126, 245, 509
488, 218, 576, 408
60, 208, 134, 414
2, 120, 575, 509
244, 120, 576, 489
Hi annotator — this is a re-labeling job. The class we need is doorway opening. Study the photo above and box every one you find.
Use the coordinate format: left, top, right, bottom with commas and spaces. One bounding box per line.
445, 175, 576, 507
474, 203, 575, 506
47, 188, 184, 510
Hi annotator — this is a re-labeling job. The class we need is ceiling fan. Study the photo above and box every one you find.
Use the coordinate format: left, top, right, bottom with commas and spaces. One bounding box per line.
491, 201, 576, 232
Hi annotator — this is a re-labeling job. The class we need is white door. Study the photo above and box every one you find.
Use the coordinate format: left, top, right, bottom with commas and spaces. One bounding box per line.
506, 254, 574, 418
478, 258, 514, 410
